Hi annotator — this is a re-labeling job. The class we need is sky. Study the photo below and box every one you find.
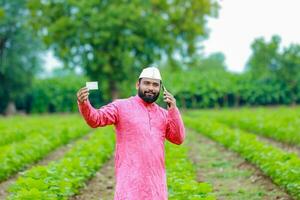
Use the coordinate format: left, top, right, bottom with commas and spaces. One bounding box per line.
44, 0, 300, 73
44, 51, 61, 74
202, 0, 300, 73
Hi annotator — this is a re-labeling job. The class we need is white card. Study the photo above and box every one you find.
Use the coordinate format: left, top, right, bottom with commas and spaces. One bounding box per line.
86, 81, 98, 90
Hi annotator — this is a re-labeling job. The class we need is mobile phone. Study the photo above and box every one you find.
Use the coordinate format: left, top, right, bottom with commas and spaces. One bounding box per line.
162, 84, 170, 108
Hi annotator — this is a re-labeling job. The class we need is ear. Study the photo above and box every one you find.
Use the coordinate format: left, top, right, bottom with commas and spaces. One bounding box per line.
135, 81, 139, 90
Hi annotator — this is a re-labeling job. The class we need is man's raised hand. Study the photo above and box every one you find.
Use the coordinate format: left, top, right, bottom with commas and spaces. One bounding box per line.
77, 87, 89, 103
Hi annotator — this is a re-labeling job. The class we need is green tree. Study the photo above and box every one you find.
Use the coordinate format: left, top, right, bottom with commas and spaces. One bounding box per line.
279, 44, 300, 104
0, 0, 42, 114
246, 35, 281, 79
189, 52, 226, 71
162, 53, 232, 108
247, 35, 300, 105
28, 0, 219, 100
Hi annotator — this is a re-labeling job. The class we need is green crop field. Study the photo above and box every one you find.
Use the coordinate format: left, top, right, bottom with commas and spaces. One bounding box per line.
2, 0, 300, 199
0, 108, 299, 200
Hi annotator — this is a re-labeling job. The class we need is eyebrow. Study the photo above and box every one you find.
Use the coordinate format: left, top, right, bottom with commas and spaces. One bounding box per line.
143, 80, 160, 85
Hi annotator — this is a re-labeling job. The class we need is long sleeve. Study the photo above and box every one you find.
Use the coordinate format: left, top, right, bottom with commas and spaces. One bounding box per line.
77, 99, 119, 128
165, 107, 185, 145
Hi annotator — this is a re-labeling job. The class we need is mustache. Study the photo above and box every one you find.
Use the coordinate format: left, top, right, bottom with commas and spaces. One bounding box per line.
138, 88, 160, 103
144, 89, 161, 94
145, 91, 155, 94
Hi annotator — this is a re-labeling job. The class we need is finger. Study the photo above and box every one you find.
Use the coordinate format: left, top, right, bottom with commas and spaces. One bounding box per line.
78, 96, 84, 102
81, 87, 89, 93
79, 90, 89, 97
164, 96, 175, 103
164, 93, 173, 99
80, 92, 89, 99
164, 99, 172, 105
79, 92, 89, 101
163, 94, 172, 98
82, 96, 88, 101
163, 96, 172, 102
78, 94, 84, 101
79, 96, 88, 103
163, 90, 172, 96
79, 90, 89, 95
78, 94, 86, 101
78, 88, 88, 97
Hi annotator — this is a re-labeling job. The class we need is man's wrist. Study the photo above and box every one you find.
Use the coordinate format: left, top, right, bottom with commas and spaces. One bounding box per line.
77, 98, 86, 105
168, 104, 177, 110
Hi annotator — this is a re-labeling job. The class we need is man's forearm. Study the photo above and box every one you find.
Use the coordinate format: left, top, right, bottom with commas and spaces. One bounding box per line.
166, 107, 186, 145
78, 99, 119, 128
77, 99, 100, 128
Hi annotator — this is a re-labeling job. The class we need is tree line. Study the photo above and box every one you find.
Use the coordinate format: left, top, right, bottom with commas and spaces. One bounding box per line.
1, 0, 300, 114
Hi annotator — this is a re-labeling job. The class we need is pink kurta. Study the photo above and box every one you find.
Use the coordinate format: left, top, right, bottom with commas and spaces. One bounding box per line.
77, 94, 185, 200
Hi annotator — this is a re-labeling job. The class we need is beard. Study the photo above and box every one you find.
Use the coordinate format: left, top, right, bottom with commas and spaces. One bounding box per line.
138, 88, 160, 103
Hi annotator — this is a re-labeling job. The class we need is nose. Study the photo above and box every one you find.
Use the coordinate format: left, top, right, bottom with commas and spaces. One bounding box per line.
148, 85, 155, 92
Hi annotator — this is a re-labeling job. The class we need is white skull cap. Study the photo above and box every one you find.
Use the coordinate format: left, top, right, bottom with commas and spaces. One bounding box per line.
139, 66, 162, 81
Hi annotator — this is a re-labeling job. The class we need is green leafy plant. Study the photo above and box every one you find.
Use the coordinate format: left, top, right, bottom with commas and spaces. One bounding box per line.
0, 115, 90, 181
166, 141, 215, 200
7, 126, 115, 200
184, 115, 300, 199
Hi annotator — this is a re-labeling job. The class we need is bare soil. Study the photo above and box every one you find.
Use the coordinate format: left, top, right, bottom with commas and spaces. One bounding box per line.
70, 157, 115, 200
186, 128, 292, 200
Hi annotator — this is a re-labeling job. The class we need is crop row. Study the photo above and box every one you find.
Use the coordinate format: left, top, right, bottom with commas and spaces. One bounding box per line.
0, 115, 84, 147
0, 116, 90, 181
184, 115, 300, 199
7, 126, 115, 200
187, 108, 300, 147
165, 141, 215, 200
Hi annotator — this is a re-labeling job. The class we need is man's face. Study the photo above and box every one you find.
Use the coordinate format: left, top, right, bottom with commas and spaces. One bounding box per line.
137, 78, 161, 103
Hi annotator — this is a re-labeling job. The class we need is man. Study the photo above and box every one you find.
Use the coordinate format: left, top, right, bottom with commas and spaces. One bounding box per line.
77, 66, 185, 200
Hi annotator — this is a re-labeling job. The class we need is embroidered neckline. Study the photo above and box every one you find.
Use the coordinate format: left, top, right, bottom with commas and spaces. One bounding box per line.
134, 95, 155, 108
